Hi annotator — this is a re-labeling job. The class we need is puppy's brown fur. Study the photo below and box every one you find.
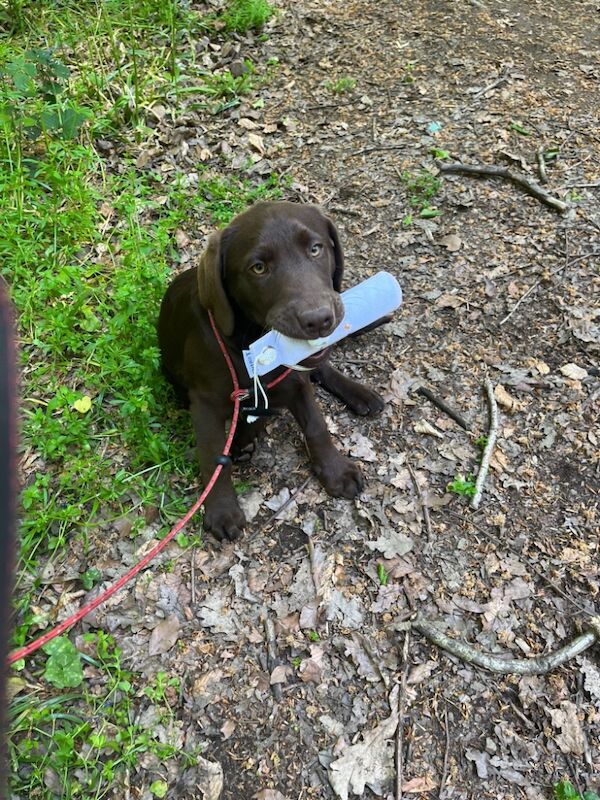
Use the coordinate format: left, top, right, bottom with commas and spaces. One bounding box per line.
158, 202, 383, 540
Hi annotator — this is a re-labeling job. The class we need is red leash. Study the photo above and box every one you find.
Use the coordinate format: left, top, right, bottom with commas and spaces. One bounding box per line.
8, 313, 291, 665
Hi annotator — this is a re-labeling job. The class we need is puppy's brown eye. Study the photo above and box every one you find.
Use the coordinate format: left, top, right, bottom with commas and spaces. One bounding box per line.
310, 243, 323, 257
250, 262, 267, 275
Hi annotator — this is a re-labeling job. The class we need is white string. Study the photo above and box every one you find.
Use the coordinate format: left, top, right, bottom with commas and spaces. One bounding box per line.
247, 352, 269, 424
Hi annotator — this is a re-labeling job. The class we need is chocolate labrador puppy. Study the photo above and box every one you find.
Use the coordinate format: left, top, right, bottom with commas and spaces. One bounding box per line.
158, 201, 384, 540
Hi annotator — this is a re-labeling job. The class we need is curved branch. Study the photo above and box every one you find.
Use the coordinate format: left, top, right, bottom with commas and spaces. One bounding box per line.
412, 616, 600, 675
439, 162, 568, 213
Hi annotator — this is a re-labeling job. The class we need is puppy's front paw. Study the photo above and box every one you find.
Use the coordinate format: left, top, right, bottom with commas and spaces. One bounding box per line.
345, 383, 384, 417
203, 498, 246, 541
318, 454, 364, 499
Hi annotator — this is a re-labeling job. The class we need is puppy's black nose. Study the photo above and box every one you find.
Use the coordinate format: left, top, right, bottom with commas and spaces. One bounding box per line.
298, 307, 335, 338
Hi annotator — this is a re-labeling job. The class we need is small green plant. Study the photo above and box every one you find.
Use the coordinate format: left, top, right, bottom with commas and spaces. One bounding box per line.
11, 633, 192, 797
377, 563, 389, 586
400, 61, 416, 83
325, 76, 357, 94
0, 49, 89, 151
307, 630, 320, 642
42, 637, 84, 689
447, 474, 477, 498
510, 121, 530, 136
292, 656, 302, 669
400, 169, 441, 218
220, 0, 274, 33
430, 147, 450, 160
554, 779, 600, 800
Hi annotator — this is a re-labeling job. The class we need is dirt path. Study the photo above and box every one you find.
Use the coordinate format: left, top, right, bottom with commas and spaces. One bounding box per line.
89, 1, 599, 797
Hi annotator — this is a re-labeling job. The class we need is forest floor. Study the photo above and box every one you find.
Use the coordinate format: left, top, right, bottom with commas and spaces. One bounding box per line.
6, 0, 600, 798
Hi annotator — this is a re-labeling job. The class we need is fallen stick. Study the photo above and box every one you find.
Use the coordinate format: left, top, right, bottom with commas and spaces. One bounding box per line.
438, 162, 568, 213
470, 377, 498, 510
536, 147, 547, 184
415, 386, 471, 431
407, 462, 433, 542
396, 631, 411, 800
412, 615, 600, 675
263, 614, 283, 701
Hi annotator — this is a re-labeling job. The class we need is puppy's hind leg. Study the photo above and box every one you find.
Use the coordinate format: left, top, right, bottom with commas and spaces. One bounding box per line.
311, 362, 384, 417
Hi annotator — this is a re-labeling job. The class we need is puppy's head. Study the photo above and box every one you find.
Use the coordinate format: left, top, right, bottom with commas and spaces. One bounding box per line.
197, 202, 344, 339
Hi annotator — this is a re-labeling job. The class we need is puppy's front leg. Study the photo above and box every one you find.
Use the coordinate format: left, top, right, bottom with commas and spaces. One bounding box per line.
311, 362, 384, 416
189, 391, 245, 541
286, 379, 364, 499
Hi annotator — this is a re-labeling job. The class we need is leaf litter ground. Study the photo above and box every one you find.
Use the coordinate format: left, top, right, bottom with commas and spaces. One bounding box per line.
18, 0, 600, 798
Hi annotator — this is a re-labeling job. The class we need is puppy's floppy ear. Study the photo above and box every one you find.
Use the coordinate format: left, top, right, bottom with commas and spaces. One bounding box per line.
196, 231, 234, 336
326, 217, 344, 291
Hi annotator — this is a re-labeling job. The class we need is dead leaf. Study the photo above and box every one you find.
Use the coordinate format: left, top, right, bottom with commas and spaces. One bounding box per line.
366, 529, 414, 559
527, 358, 550, 375
560, 362, 587, 381
326, 590, 365, 629
348, 432, 377, 462
439, 233, 462, 251
148, 614, 181, 655
580, 659, 600, 705
221, 720, 236, 740
413, 419, 443, 439
548, 700, 585, 755
435, 293, 465, 309
247, 132, 265, 154
299, 646, 324, 684
401, 775, 438, 793
407, 660, 437, 685
494, 383, 520, 412
344, 636, 380, 682
254, 791, 289, 800
197, 755, 223, 800
270, 665, 289, 685
198, 589, 237, 636
239, 489, 263, 522
328, 701, 398, 799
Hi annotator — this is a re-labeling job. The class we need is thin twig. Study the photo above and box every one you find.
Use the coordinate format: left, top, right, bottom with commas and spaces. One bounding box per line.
558, 181, 600, 190
470, 377, 498, 510
536, 147, 547, 184
257, 476, 311, 534
407, 462, 433, 541
412, 615, 600, 675
415, 386, 471, 431
498, 253, 596, 325
438, 162, 569, 213
396, 631, 410, 800
353, 143, 405, 157
438, 703, 450, 800
327, 205, 361, 217
263, 614, 283, 701
472, 73, 509, 101
305, 532, 320, 598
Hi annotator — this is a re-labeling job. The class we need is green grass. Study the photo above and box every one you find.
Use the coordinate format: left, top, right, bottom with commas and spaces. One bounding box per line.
220, 0, 274, 33
325, 76, 357, 94
11, 633, 195, 799
1, 1, 287, 795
